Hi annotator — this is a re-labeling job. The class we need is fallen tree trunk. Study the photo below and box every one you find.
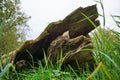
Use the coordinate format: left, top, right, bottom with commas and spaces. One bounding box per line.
2, 4, 99, 70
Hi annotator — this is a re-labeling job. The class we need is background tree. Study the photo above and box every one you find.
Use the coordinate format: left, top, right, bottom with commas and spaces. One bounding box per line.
0, 0, 30, 55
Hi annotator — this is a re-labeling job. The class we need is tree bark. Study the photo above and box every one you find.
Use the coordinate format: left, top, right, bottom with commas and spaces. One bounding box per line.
2, 5, 99, 70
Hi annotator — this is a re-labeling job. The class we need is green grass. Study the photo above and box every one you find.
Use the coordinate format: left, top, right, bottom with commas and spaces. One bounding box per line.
1, 20, 120, 80
0, 1, 120, 80
89, 26, 120, 80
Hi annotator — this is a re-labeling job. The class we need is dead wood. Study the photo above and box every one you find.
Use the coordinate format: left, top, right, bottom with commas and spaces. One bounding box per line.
47, 31, 94, 69
1, 5, 99, 70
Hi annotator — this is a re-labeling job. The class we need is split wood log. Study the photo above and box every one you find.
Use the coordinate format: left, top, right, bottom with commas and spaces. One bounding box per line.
2, 5, 99, 70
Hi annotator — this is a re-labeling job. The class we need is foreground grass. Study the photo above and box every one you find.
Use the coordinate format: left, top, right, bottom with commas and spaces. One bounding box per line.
0, 23, 120, 80
90, 27, 120, 80
0, 62, 90, 80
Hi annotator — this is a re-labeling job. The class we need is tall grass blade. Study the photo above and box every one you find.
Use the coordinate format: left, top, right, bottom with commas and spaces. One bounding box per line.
97, 50, 120, 72
95, 0, 106, 26
0, 63, 12, 78
81, 12, 98, 28
111, 15, 120, 28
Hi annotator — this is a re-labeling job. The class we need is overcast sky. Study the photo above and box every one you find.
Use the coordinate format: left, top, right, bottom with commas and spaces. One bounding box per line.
20, 0, 120, 40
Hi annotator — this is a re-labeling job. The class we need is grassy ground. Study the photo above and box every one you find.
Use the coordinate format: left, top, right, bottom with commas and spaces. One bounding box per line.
0, 1, 120, 80
1, 24, 120, 80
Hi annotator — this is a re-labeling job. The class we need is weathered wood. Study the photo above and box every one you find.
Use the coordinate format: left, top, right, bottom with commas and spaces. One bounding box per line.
47, 31, 94, 69
2, 5, 99, 70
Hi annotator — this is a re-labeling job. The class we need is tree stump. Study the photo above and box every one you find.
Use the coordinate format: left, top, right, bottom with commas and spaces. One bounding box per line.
1, 5, 99, 70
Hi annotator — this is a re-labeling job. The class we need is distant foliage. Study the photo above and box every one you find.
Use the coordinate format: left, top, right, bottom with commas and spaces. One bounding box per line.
0, 0, 30, 54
